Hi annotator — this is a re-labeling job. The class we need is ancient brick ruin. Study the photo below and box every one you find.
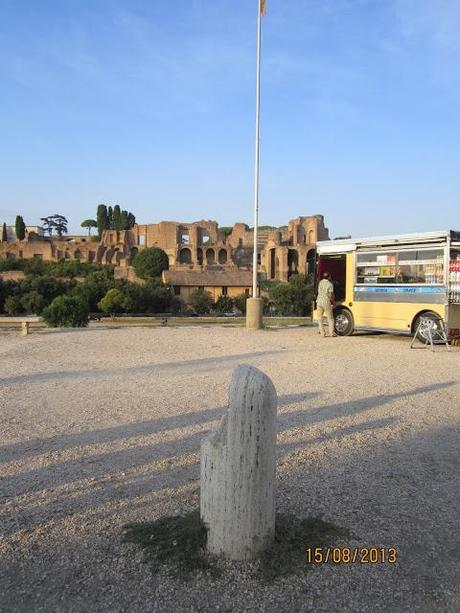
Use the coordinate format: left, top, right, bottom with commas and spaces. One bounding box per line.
0, 215, 329, 288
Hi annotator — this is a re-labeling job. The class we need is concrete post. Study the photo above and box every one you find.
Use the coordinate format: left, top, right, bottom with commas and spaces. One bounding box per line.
246, 297, 264, 330
201, 364, 277, 560
21, 322, 29, 336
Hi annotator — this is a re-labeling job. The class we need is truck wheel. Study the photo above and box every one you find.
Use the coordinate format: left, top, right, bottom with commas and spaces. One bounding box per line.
334, 308, 354, 336
414, 312, 443, 342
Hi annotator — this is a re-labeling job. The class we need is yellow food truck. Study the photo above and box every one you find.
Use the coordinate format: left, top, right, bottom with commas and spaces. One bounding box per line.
315, 230, 460, 339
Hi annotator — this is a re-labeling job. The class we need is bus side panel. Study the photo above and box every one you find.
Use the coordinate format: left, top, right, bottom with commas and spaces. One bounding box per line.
351, 300, 446, 332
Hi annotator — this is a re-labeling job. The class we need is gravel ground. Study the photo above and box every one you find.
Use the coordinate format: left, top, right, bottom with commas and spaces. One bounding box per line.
0, 326, 459, 613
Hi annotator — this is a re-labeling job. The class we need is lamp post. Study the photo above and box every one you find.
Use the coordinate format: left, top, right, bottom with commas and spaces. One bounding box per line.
246, 0, 264, 330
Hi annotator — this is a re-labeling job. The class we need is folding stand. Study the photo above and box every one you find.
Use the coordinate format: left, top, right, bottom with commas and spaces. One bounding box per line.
410, 317, 450, 352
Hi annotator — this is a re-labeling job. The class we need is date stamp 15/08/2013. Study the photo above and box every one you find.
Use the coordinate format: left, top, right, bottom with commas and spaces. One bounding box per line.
306, 547, 397, 565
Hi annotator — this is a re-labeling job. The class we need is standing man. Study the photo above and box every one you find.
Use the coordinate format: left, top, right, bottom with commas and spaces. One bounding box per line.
316, 272, 336, 337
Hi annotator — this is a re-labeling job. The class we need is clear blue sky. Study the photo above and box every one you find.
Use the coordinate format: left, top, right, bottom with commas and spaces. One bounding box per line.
1, 0, 459, 237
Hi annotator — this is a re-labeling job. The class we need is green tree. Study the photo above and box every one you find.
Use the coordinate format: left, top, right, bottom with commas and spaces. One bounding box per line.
190, 289, 213, 315
23, 258, 48, 276
53, 214, 68, 237
127, 212, 136, 228
4, 295, 23, 315
97, 204, 109, 238
71, 268, 115, 312
107, 205, 113, 229
1, 222, 7, 242
270, 274, 314, 316
214, 295, 234, 314
39, 214, 68, 237
0, 279, 5, 311
120, 210, 128, 230
15, 215, 26, 240
0, 259, 26, 272
81, 219, 98, 236
42, 295, 89, 327
132, 248, 169, 280
98, 288, 125, 318
112, 205, 122, 230
40, 216, 55, 236
143, 280, 173, 313
20, 291, 45, 314
16, 275, 73, 312
120, 282, 149, 313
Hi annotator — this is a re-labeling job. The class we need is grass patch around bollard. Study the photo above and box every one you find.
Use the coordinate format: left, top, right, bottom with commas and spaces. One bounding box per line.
122, 510, 349, 582
259, 513, 350, 582
122, 510, 209, 579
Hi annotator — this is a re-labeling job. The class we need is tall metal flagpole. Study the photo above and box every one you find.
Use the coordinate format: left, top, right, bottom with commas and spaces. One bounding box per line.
252, 0, 262, 299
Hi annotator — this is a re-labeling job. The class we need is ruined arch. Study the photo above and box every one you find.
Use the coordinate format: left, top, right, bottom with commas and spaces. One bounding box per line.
218, 249, 227, 265
179, 248, 192, 264
287, 249, 299, 280
270, 248, 276, 279
206, 248, 215, 265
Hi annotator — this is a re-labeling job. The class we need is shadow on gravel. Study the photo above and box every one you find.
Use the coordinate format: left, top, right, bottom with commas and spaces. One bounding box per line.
276, 381, 455, 431
1, 381, 456, 538
122, 510, 349, 583
0, 390, 319, 464
0, 349, 285, 387
2, 381, 454, 467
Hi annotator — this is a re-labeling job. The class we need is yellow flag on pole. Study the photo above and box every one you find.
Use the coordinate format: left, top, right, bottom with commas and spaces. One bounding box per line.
260, 0, 266, 16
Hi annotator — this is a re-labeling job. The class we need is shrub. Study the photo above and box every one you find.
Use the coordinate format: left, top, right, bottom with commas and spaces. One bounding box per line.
19, 275, 73, 305
23, 258, 49, 276
143, 280, 173, 313
98, 288, 125, 317
0, 259, 26, 272
214, 295, 234, 314
42, 295, 89, 327
4, 295, 23, 315
219, 227, 233, 238
132, 248, 169, 280
48, 260, 108, 278
72, 269, 115, 312
189, 289, 213, 315
0, 280, 17, 313
233, 293, 248, 315
0, 257, 110, 279
121, 282, 149, 313
270, 274, 314, 316
20, 291, 45, 314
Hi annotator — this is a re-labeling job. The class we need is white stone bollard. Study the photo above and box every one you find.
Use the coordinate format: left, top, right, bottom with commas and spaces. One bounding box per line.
21, 322, 30, 337
200, 364, 277, 560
